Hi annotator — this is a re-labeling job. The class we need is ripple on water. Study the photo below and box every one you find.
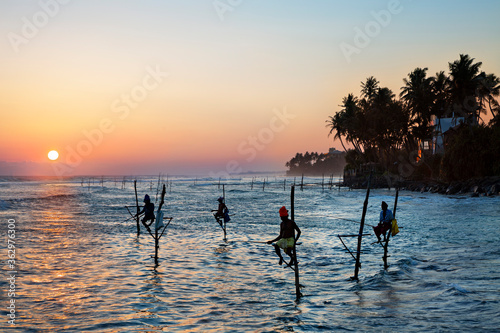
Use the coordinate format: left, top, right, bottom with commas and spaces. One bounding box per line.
1, 177, 499, 332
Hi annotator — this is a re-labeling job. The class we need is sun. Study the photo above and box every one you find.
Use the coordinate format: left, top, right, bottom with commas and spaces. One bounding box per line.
48, 150, 59, 161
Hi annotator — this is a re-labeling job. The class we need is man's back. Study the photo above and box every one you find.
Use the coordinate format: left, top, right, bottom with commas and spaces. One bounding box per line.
281, 219, 297, 239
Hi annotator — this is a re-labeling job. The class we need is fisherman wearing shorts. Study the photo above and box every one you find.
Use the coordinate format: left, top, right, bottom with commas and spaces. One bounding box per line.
267, 206, 301, 266
138, 194, 155, 232
373, 201, 393, 242
212, 197, 229, 226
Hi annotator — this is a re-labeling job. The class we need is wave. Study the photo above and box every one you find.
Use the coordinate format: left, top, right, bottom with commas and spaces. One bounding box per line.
3, 193, 81, 208
0, 199, 10, 210
447, 283, 469, 294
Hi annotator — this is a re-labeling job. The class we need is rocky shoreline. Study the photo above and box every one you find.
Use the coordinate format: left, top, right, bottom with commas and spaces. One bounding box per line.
343, 175, 500, 197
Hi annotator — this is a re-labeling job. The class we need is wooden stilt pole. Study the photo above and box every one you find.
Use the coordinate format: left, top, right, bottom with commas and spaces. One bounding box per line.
154, 184, 167, 266
223, 184, 226, 241
353, 171, 372, 280
154, 224, 159, 266
290, 185, 301, 299
300, 174, 304, 191
284, 178, 286, 191
393, 187, 399, 217
134, 180, 140, 236
263, 178, 266, 191
383, 188, 399, 269
155, 173, 161, 203
322, 174, 325, 191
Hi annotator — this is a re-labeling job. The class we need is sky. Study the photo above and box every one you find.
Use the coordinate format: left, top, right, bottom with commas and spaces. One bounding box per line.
1, 0, 499, 176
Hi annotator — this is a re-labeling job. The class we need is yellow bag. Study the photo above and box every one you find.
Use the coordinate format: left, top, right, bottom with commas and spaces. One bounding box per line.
391, 219, 399, 236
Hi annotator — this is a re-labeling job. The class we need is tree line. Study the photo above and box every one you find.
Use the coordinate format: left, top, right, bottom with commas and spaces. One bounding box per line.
285, 151, 345, 176
326, 54, 500, 181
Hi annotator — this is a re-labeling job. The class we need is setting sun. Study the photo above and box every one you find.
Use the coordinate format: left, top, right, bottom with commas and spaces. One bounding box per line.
48, 150, 59, 161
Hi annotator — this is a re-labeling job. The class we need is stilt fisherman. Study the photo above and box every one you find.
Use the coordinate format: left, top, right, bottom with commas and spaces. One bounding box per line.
138, 194, 155, 232
267, 206, 301, 266
373, 201, 393, 243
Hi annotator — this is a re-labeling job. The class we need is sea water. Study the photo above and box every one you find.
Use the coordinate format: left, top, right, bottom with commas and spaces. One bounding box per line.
0, 176, 499, 332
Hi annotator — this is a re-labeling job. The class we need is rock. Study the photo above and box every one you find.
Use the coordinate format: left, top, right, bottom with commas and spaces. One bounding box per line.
430, 185, 439, 193
446, 183, 461, 195
487, 184, 498, 196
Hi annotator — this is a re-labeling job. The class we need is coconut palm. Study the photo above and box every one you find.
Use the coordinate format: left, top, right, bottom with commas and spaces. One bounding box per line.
400, 67, 435, 150
476, 72, 500, 122
400, 68, 434, 123
326, 93, 359, 152
431, 71, 449, 119
448, 54, 483, 123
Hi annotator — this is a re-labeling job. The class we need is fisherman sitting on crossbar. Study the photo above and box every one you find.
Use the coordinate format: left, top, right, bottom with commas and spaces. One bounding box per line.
373, 201, 393, 243
267, 206, 301, 266
138, 194, 155, 232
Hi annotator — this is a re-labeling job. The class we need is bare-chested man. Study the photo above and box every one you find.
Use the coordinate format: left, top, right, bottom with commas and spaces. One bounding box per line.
267, 206, 301, 266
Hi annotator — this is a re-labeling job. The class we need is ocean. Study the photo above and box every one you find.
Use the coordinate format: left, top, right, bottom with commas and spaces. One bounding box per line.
0, 176, 499, 332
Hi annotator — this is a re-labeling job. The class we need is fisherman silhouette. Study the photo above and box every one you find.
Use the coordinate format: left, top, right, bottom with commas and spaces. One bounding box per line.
373, 201, 393, 242
212, 197, 230, 225
138, 194, 155, 232
267, 206, 301, 266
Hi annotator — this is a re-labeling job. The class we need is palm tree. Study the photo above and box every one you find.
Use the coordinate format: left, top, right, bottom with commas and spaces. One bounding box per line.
448, 54, 483, 123
431, 71, 449, 119
400, 68, 434, 123
476, 72, 500, 122
400, 67, 435, 150
360, 76, 379, 101
326, 93, 359, 152
365, 87, 407, 165
363, 87, 395, 148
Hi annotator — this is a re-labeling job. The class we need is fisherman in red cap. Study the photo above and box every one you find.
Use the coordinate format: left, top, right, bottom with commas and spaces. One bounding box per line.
267, 206, 301, 266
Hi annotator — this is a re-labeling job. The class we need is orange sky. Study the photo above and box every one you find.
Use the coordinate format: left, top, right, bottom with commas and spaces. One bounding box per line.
1, 1, 499, 176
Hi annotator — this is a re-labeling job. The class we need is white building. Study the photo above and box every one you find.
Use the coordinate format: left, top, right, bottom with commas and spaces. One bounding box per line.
328, 148, 344, 156
432, 116, 465, 154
